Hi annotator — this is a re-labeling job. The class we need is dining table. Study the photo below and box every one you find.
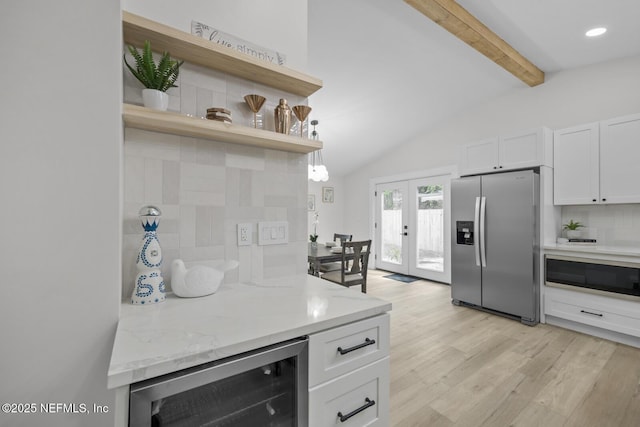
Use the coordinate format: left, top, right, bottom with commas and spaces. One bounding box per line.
307, 243, 354, 276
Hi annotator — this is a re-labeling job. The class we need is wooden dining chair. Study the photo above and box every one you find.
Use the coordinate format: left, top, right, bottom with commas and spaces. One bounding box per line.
321, 240, 371, 293
319, 233, 353, 273
333, 233, 352, 246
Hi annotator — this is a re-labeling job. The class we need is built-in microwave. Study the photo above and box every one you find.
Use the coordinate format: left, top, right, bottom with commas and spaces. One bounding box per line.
129, 337, 308, 426
545, 255, 640, 299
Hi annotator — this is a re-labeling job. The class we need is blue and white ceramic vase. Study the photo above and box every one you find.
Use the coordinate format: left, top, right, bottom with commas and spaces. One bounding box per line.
131, 206, 165, 305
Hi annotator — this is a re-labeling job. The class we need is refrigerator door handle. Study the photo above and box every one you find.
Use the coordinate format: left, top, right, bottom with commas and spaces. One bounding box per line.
480, 196, 487, 267
474, 197, 481, 266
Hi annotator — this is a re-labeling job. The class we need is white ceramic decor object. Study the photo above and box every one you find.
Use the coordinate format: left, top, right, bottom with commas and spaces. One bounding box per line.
171, 259, 239, 298
142, 89, 169, 111
131, 206, 165, 305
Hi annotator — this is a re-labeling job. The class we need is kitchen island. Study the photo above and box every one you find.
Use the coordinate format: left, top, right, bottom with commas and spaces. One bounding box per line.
108, 274, 392, 426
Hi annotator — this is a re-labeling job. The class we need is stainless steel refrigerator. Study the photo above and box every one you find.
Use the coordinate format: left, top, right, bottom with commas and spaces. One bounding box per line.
451, 169, 540, 325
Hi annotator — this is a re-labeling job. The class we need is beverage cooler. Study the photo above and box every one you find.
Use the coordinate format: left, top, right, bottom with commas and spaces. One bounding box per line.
129, 338, 308, 427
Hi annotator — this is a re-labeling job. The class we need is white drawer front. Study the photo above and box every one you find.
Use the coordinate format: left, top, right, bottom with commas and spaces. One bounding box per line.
545, 294, 640, 337
309, 314, 390, 387
309, 357, 389, 427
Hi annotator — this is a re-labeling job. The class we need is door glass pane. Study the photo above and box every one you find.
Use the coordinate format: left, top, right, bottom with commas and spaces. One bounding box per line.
151, 359, 296, 426
416, 184, 444, 272
381, 189, 403, 265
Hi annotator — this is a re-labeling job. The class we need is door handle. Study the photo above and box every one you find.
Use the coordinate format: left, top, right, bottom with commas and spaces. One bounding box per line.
480, 196, 487, 267
474, 197, 481, 267
337, 338, 376, 355
337, 398, 376, 422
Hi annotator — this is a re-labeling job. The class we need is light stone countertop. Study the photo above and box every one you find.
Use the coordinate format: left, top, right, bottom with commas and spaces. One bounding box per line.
544, 243, 640, 258
107, 274, 392, 389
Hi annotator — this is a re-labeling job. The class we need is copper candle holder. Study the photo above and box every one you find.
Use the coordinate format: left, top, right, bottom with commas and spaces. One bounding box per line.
292, 105, 312, 137
243, 94, 266, 128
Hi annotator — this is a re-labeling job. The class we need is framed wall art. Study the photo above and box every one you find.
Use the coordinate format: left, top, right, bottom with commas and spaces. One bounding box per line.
322, 187, 334, 203
307, 194, 316, 211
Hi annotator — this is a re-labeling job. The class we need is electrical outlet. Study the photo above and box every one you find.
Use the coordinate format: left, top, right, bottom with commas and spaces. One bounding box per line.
237, 223, 252, 246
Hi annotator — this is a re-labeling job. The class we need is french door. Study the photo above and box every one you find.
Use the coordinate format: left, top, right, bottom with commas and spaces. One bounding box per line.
375, 176, 450, 283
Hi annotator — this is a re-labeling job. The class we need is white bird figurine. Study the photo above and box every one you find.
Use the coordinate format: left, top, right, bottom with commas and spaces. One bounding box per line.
171, 259, 239, 298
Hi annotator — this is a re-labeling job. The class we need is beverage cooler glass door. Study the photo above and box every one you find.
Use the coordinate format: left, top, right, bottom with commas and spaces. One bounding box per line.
129, 338, 308, 427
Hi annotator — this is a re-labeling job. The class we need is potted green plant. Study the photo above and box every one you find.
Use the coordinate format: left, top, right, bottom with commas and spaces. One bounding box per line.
124, 40, 183, 111
310, 212, 319, 248
563, 219, 584, 238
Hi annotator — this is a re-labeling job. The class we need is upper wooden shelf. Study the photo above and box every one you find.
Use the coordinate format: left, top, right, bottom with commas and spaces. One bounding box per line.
123, 104, 323, 154
123, 11, 323, 97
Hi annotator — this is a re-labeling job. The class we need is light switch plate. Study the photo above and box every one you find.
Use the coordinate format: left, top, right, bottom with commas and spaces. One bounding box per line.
258, 221, 289, 245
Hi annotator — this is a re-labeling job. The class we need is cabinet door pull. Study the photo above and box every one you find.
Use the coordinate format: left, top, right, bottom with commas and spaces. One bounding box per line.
337, 398, 376, 422
337, 338, 376, 355
580, 309, 603, 317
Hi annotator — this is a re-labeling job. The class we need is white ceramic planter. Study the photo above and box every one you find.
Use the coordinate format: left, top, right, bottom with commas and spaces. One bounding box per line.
142, 89, 169, 111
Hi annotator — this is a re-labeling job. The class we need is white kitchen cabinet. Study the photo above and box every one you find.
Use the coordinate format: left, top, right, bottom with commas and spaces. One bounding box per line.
458, 137, 499, 176
553, 113, 640, 205
545, 286, 640, 339
308, 314, 390, 426
308, 313, 390, 388
309, 357, 389, 427
458, 127, 552, 176
553, 123, 599, 205
600, 113, 640, 203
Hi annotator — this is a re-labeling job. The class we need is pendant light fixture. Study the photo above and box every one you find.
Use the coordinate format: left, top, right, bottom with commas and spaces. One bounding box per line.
308, 120, 329, 182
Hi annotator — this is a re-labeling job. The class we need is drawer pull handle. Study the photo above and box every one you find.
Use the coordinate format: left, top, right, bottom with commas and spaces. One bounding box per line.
337, 338, 376, 355
337, 398, 375, 422
580, 309, 603, 317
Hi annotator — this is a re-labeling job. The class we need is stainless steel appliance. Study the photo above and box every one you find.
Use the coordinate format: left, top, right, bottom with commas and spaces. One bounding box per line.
129, 338, 308, 426
546, 255, 640, 298
451, 169, 540, 325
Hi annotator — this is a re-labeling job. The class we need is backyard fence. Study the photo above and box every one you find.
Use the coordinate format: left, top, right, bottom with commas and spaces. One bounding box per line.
381, 209, 444, 263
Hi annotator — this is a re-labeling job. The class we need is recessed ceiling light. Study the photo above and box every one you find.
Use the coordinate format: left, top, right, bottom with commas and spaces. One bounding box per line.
586, 27, 607, 37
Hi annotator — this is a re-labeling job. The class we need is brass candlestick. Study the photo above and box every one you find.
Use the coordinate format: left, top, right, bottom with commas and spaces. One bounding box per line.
292, 105, 312, 137
243, 94, 266, 128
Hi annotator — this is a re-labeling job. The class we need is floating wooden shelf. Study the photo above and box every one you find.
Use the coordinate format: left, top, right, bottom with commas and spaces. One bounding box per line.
123, 11, 323, 97
123, 104, 323, 154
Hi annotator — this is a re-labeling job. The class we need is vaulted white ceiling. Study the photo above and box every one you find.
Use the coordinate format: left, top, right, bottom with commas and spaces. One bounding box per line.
308, 0, 640, 176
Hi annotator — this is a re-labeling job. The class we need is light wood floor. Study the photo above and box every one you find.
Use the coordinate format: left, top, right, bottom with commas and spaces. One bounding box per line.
365, 270, 640, 427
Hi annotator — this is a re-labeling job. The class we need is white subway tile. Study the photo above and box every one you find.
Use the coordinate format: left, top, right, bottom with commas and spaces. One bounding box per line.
144, 158, 163, 203
179, 206, 196, 248
125, 129, 181, 161
124, 156, 145, 203
180, 83, 197, 117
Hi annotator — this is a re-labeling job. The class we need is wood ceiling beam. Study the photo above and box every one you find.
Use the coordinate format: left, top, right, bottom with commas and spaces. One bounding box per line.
404, 0, 545, 87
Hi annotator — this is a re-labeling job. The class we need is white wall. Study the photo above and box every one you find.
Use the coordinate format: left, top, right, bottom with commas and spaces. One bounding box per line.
0, 1, 122, 427
308, 177, 346, 243
344, 56, 640, 240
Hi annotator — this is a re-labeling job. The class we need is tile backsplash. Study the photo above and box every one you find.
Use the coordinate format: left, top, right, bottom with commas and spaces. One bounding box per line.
561, 204, 640, 246
122, 60, 310, 300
